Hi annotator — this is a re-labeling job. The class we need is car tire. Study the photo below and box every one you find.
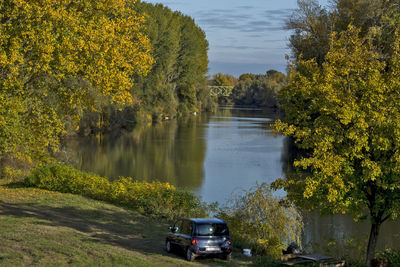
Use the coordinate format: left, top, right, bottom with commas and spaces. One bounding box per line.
166, 240, 173, 253
185, 248, 195, 261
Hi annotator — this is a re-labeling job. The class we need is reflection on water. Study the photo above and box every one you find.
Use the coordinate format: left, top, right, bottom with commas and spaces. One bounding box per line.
63, 106, 284, 197
62, 106, 399, 256
303, 212, 400, 259
63, 115, 208, 190
199, 106, 286, 203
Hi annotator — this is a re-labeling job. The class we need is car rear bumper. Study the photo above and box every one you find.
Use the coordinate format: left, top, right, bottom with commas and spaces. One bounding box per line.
191, 245, 232, 255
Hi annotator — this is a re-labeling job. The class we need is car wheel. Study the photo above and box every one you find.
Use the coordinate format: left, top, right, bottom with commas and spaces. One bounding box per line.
185, 248, 195, 261
166, 240, 172, 253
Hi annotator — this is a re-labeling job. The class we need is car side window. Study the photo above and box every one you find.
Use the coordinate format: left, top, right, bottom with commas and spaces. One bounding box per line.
181, 220, 193, 235
189, 222, 194, 235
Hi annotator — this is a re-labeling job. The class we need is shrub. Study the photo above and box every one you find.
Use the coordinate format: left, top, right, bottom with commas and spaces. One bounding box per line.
110, 177, 208, 219
25, 164, 208, 220
378, 249, 400, 267
25, 164, 111, 201
217, 183, 303, 259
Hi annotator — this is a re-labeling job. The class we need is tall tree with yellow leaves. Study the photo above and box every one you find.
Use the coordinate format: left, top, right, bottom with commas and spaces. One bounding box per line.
274, 26, 400, 266
0, 0, 153, 172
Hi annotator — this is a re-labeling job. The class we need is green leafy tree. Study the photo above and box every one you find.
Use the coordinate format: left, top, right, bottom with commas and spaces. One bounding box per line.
238, 73, 256, 82
212, 73, 238, 86
175, 15, 209, 114
232, 71, 286, 107
134, 3, 181, 118
0, 0, 153, 172
131, 2, 210, 119
274, 26, 400, 266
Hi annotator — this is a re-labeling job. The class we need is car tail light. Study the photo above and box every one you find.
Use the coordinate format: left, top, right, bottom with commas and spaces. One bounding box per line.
192, 238, 197, 245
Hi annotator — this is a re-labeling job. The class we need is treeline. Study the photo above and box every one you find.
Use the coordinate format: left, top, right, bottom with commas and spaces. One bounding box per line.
136, 2, 213, 117
209, 71, 287, 108
79, 2, 213, 135
0, 0, 212, 177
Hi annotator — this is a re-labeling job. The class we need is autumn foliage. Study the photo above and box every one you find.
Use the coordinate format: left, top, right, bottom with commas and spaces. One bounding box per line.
0, 0, 153, 170
274, 25, 400, 265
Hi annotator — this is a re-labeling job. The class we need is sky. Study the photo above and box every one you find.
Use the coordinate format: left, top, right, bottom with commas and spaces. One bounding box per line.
143, 0, 329, 77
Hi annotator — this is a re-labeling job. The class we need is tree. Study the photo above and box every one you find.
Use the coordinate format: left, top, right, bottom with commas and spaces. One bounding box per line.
134, 2, 210, 117
134, 3, 181, 117
0, 0, 153, 171
238, 73, 256, 82
231, 71, 286, 107
274, 26, 400, 266
212, 73, 238, 86
218, 183, 303, 259
286, 0, 332, 65
287, 0, 400, 67
77, 2, 212, 132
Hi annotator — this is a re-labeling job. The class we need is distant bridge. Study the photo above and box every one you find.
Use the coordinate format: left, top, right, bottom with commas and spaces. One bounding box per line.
208, 86, 234, 97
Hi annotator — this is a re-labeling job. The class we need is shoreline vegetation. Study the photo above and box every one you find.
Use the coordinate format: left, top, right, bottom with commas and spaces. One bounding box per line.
0, 164, 292, 266
23, 164, 303, 260
1, 165, 399, 266
208, 71, 287, 109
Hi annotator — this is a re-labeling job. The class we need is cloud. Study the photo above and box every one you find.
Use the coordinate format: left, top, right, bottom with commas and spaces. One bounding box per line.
264, 8, 296, 17
214, 44, 268, 50
236, 5, 255, 9
194, 6, 293, 35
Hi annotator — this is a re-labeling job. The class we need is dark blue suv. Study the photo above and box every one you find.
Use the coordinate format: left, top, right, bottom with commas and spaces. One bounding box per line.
166, 218, 232, 261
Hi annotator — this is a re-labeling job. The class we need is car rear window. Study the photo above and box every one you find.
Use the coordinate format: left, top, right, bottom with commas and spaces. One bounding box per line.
195, 223, 229, 236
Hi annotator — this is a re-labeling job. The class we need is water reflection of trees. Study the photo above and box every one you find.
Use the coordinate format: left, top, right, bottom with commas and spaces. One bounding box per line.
61, 115, 209, 190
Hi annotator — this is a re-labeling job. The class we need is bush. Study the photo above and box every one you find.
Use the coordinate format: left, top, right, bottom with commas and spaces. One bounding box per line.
109, 176, 208, 219
378, 249, 400, 267
25, 164, 208, 220
25, 164, 111, 200
217, 183, 303, 259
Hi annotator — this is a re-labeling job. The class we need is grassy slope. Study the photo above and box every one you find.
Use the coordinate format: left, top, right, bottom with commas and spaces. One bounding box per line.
0, 183, 258, 267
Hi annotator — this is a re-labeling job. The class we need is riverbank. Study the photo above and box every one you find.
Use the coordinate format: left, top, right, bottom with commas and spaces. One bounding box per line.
2, 174, 400, 266
0, 180, 275, 266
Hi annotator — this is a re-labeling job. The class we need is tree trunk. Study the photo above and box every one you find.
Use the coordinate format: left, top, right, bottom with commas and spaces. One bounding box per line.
366, 221, 381, 267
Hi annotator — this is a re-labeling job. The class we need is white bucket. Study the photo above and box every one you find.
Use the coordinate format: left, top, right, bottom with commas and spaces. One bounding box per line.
243, 248, 252, 257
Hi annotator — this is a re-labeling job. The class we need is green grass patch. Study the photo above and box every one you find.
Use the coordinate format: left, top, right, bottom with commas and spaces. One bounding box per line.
0, 182, 270, 266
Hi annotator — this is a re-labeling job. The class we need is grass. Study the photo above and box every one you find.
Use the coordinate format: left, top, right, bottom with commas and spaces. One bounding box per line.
0, 181, 268, 266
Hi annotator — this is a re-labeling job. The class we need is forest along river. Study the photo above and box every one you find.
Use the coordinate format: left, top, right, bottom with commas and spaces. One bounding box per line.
62, 106, 399, 257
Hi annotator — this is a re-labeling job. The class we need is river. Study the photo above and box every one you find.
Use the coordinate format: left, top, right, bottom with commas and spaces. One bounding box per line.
62, 106, 399, 258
